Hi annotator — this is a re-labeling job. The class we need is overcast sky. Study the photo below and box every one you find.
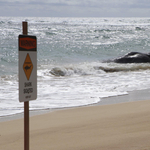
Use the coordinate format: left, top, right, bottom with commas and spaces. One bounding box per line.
0, 0, 150, 17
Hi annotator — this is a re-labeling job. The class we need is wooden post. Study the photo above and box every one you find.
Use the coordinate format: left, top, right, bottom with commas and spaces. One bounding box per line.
23, 21, 29, 150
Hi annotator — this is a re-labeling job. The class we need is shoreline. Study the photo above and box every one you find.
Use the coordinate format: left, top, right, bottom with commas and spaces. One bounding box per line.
1, 97, 150, 149
99, 88, 150, 105
1, 88, 150, 122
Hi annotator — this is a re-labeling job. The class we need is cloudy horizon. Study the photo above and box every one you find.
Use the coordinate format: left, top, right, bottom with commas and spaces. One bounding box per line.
0, 0, 150, 17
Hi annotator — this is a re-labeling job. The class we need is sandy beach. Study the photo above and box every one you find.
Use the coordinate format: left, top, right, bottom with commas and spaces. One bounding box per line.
0, 99, 150, 150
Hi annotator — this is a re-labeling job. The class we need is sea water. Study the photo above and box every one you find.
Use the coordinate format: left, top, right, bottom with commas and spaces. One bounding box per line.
1, 17, 150, 116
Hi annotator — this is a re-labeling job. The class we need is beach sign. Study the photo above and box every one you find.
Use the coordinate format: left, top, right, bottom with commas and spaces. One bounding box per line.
19, 35, 37, 102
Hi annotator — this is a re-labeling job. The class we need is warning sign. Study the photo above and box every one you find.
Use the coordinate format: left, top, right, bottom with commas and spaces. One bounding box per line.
23, 53, 33, 80
19, 35, 36, 51
19, 37, 36, 50
19, 35, 37, 102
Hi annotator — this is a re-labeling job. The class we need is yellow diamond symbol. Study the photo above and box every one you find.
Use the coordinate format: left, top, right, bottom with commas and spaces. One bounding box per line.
23, 53, 33, 80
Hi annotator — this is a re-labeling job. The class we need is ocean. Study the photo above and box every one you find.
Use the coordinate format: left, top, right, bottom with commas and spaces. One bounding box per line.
1, 17, 150, 117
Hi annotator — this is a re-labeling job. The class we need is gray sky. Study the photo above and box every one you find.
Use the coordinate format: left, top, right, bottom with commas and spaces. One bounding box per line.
0, 0, 150, 17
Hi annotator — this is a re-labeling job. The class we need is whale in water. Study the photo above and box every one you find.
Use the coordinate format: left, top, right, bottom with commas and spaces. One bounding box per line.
111, 52, 150, 63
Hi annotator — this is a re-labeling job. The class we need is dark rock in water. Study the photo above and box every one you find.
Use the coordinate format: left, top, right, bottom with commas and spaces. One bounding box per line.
50, 67, 65, 76
112, 52, 150, 63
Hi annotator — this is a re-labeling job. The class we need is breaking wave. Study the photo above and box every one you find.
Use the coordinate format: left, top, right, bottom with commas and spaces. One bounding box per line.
49, 63, 150, 76
96, 64, 150, 72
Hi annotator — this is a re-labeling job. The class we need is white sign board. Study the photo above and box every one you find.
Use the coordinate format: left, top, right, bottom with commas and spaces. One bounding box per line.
19, 35, 37, 102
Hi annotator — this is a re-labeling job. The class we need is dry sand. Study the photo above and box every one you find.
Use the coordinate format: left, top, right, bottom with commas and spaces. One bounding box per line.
0, 100, 150, 150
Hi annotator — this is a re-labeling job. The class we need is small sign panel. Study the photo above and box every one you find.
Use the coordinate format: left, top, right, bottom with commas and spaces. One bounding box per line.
19, 35, 37, 102
19, 37, 36, 50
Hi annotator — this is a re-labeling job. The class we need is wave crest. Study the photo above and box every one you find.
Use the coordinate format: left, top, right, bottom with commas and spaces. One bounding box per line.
49, 63, 150, 76
95, 63, 150, 73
